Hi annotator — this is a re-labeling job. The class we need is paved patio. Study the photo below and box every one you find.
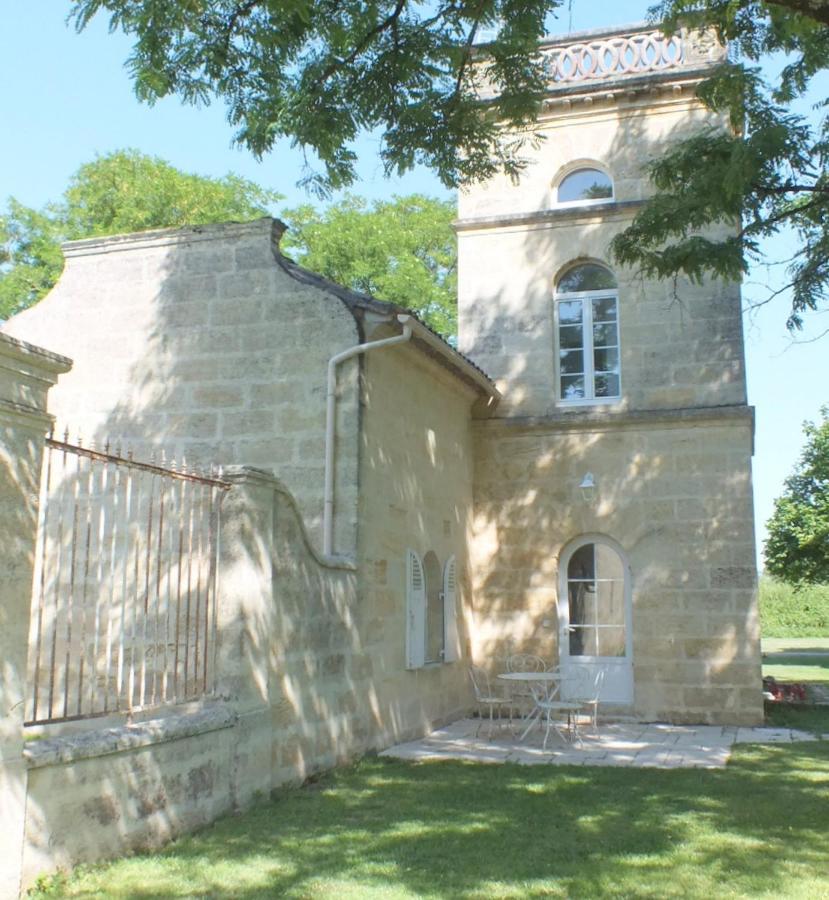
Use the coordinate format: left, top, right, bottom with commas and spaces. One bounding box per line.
381, 717, 821, 769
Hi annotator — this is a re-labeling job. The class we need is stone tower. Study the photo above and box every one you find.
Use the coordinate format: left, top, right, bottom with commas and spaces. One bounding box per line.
459, 24, 762, 724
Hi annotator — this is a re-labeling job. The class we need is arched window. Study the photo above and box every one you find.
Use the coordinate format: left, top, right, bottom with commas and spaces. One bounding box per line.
565, 541, 626, 658
555, 263, 621, 403
423, 551, 444, 663
557, 167, 614, 206
405, 550, 460, 668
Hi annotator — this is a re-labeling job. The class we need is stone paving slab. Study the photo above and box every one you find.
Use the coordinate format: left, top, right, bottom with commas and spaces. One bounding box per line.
380, 718, 823, 769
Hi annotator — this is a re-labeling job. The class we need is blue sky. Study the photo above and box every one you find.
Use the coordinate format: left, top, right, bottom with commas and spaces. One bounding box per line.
2, 0, 827, 567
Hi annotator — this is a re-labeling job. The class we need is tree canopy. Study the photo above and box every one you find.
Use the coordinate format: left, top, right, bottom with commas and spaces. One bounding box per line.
765, 408, 829, 585
0, 151, 457, 337
70, 0, 555, 195
70, 0, 829, 331
0, 150, 281, 317
611, 0, 829, 331
281, 195, 457, 336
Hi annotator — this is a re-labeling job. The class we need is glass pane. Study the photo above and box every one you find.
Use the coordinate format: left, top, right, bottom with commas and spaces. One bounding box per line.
593, 322, 618, 347
594, 374, 620, 398
568, 543, 595, 581
558, 168, 613, 203
595, 543, 624, 580
570, 627, 598, 656
560, 375, 585, 400
559, 324, 583, 349
591, 296, 617, 321
569, 580, 589, 625
598, 627, 626, 657
594, 347, 619, 374
559, 349, 583, 375
558, 265, 616, 293
595, 579, 625, 626
558, 300, 583, 324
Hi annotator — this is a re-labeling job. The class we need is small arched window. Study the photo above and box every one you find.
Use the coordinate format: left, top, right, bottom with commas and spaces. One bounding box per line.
555, 263, 620, 403
405, 550, 460, 668
557, 167, 614, 206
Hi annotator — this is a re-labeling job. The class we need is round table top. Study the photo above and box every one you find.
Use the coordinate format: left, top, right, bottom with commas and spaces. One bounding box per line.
497, 671, 561, 681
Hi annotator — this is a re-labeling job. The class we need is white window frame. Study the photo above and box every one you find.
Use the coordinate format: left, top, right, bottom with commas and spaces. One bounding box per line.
554, 287, 622, 407
555, 166, 615, 209
405, 550, 460, 669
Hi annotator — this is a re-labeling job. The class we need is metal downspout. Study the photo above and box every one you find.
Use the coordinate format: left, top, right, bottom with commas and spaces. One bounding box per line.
323, 313, 413, 558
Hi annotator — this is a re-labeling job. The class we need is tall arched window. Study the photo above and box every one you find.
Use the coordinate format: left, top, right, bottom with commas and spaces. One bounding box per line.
556, 167, 614, 206
555, 263, 620, 403
565, 541, 627, 658
423, 551, 444, 664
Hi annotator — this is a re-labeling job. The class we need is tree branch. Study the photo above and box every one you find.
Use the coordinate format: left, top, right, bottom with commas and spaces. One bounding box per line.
767, 0, 829, 28
315, 0, 409, 86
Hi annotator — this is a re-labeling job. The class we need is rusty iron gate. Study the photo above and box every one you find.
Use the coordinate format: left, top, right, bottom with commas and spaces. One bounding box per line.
26, 434, 229, 725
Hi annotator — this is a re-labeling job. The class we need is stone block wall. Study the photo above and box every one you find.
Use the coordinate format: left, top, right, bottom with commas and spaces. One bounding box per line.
0, 335, 71, 900
356, 342, 479, 739
2, 219, 361, 555
456, 78, 745, 420
469, 409, 762, 725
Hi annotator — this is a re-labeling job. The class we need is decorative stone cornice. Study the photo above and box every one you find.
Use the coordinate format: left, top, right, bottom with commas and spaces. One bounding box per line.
475, 403, 755, 436
454, 200, 644, 234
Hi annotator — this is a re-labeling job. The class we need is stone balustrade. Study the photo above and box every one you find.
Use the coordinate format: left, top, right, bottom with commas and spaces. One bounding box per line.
538, 25, 726, 88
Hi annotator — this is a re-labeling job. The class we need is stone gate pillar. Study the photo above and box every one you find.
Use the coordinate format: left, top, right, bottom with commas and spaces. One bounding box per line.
0, 334, 70, 900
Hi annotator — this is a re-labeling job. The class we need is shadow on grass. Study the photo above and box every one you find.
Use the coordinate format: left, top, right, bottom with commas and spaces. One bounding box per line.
765, 701, 829, 735
33, 743, 829, 899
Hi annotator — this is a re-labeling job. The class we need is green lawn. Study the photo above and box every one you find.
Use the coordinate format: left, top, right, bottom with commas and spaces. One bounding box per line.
32, 737, 829, 900
762, 655, 829, 684
765, 702, 829, 735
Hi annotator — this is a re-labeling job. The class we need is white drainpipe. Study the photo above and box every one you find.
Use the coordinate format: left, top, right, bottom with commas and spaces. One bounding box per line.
323, 313, 413, 557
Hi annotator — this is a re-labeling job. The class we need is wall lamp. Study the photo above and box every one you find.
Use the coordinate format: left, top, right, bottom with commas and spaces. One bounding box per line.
579, 472, 597, 504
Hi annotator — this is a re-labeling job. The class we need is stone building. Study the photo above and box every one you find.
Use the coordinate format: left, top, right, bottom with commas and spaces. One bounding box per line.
3, 19, 761, 768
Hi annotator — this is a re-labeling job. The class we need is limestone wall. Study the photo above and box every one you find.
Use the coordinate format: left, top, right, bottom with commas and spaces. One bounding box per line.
356, 341, 479, 737
0, 335, 71, 900
17, 468, 359, 890
456, 88, 745, 419
18, 453, 482, 891
1, 219, 361, 555
470, 409, 762, 725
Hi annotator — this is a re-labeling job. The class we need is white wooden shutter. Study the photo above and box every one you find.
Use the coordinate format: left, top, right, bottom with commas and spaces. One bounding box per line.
406, 549, 426, 669
443, 555, 460, 662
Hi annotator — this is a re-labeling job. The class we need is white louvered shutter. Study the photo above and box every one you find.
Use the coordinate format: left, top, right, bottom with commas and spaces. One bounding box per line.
443, 555, 460, 662
406, 550, 426, 669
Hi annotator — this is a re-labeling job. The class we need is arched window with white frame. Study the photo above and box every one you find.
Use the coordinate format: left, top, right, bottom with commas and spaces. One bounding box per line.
554, 262, 621, 404
556, 166, 614, 207
405, 550, 460, 668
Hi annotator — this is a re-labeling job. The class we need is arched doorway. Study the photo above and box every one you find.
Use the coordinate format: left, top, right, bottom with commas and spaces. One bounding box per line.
558, 536, 633, 705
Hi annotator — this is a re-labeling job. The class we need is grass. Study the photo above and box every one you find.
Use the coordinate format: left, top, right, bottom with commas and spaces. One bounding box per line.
30, 744, 829, 900
765, 702, 829, 736
762, 655, 829, 684
759, 576, 829, 638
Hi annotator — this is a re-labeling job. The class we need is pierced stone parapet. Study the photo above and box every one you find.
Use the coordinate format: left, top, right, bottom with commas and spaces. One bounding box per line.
475, 24, 726, 99
543, 29, 686, 83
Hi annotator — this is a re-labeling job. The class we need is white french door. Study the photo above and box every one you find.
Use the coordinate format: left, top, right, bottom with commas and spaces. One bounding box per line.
558, 537, 633, 705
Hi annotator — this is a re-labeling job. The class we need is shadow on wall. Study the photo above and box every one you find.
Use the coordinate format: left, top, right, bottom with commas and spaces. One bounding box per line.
460, 100, 758, 719
9, 221, 478, 886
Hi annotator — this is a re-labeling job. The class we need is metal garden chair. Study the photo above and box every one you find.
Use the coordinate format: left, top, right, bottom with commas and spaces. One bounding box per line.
468, 665, 513, 740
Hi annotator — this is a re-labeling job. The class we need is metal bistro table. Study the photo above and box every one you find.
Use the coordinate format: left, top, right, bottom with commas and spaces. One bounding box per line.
497, 671, 563, 742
